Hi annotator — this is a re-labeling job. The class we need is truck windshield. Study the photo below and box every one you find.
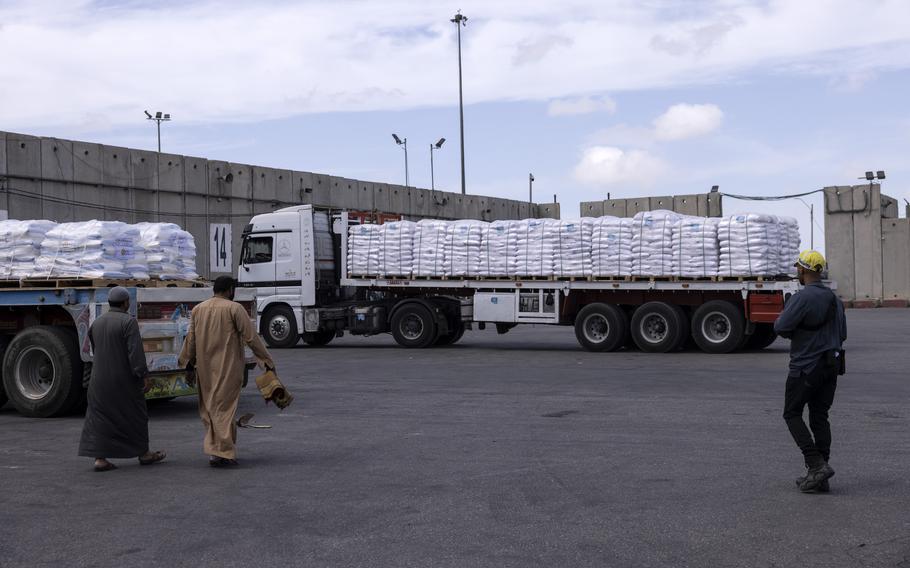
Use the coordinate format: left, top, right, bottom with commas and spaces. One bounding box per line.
241, 236, 273, 264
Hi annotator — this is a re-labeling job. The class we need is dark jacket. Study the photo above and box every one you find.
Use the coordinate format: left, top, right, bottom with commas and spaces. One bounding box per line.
774, 281, 847, 374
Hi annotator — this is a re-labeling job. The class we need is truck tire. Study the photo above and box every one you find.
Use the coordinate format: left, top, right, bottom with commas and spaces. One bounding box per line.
261, 305, 299, 349
391, 303, 438, 348
302, 331, 335, 346
574, 303, 628, 352
691, 301, 746, 354
745, 323, 777, 350
2, 326, 85, 418
670, 304, 691, 351
631, 302, 686, 353
0, 336, 9, 409
435, 321, 465, 346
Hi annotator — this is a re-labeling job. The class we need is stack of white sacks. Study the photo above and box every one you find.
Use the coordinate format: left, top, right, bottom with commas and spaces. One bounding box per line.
513, 218, 556, 277
380, 220, 417, 276
672, 216, 720, 278
346, 213, 800, 279
347, 224, 383, 276
477, 220, 519, 277
35, 221, 145, 279
717, 213, 782, 277
591, 216, 633, 277
631, 210, 678, 277
777, 216, 800, 277
443, 220, 485, 277
552, 219, 594, 277
0, 218, 200, 280
0, 220, 57, 279
136, 222, 199, 280
412, 220, 448, 277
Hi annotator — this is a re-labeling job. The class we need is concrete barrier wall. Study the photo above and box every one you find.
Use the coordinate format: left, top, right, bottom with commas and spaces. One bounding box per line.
0, 130, 560, 279
824, 184, 908, 307
579, 192, 723, 218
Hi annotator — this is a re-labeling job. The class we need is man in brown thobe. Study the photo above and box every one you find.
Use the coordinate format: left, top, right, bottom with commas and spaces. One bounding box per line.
179, 276, 275, 467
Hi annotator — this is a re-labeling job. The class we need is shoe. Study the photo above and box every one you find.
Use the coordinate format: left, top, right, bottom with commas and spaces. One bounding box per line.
798, 462, 834, 493
209, 457, 239, 468
795, 475, 830, 493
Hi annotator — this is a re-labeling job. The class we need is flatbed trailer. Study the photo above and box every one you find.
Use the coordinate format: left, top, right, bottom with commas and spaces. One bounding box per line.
240, 206, 801, 353
0, 284, 257, 418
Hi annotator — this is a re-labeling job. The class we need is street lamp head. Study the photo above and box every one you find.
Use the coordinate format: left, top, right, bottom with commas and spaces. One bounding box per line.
435, 138, 446, 148
451, 11, 467, 24
144, 110, 152, 119
876, 170, 886, 180
864, 171, 874, 181
392, 133, 403, 145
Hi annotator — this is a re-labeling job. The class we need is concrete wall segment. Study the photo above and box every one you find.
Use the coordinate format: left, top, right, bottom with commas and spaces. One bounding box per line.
882, 218, 910, 301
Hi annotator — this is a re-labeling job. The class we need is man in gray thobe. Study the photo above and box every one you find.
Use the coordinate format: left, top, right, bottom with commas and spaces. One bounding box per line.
78, 287, 166, 471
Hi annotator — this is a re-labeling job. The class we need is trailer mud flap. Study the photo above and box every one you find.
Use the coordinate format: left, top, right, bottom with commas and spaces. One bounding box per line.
746, 293, 783, 323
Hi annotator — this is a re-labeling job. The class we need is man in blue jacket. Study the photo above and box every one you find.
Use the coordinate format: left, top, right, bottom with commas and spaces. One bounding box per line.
774, 251, 847, 493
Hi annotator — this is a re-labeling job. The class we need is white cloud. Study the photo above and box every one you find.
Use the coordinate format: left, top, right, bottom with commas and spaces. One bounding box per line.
2, 1, 910, 129
547, 95, 617, 116
573, 146, 666, 187
653, 103, 724, 141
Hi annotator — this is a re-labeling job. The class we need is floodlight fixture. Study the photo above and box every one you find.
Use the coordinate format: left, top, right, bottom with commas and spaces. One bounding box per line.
435, 138, 446, 149
145, 110, 172, 152
876, 170, 886, 180
392, 134, 409, 187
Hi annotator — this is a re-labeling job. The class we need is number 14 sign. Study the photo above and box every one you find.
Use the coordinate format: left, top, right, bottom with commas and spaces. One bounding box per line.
210, 224, 232, 272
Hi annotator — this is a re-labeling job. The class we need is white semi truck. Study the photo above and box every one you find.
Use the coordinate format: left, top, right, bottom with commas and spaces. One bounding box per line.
240, 205, 799, 354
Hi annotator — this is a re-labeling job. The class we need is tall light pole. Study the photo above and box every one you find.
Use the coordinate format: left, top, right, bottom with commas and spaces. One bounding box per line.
451, 11, 468, 195
528, 173, 534, 208
144, 110, 171, 152
392, 134, 409, 188
430, 138, 446, 190
794, 197, 815, 250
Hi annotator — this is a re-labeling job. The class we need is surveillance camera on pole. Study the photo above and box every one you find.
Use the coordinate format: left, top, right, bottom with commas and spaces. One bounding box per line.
430, 138, 446, 190
393, 133, 409, 188
145, 109, 171, 153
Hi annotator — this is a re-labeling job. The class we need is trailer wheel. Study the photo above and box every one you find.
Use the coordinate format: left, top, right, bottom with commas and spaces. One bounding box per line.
574, 303, 629, 352
391, 303, 438, 348
631, 302, 686, 353
435, 321, 465, 346
0, 336, 9, 409
745, 323, 777, 350
2, 326, 85, 418
691, 301, 746, 354
302, 331, 335, 347
670, 305, 691, 351
261, 305, 299, 348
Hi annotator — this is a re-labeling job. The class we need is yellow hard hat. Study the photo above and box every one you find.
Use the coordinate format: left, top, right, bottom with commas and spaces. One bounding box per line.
795, 250, 826, 273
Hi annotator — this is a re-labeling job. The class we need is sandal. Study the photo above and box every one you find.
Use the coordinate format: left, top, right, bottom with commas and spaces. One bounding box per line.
139, 451, 166, 466
94, 461, 117, 472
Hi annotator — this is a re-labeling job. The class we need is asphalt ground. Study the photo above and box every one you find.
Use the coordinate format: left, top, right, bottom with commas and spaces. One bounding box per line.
1, 309, 908, 568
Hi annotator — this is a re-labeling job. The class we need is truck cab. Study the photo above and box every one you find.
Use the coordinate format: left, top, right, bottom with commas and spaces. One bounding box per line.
239, 206, 338, 348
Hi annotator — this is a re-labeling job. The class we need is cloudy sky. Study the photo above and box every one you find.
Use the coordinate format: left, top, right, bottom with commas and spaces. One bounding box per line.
3, 0, 910, 251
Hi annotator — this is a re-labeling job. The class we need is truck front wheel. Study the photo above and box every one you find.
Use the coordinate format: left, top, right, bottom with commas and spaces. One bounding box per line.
691, 301, 746, 354
261, 306, 299, 349
2, 326, 85, 418
574, 303, 629, 352
391, 304, 438, 348
631, 302, 686, 353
